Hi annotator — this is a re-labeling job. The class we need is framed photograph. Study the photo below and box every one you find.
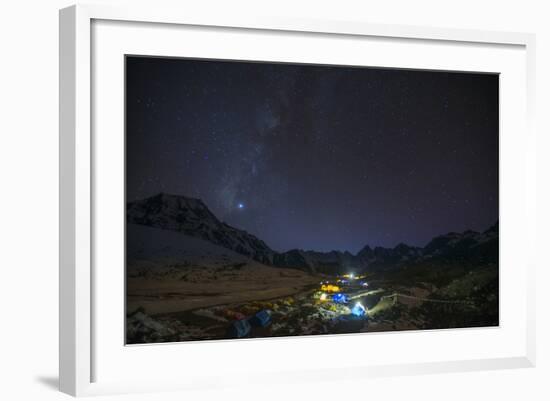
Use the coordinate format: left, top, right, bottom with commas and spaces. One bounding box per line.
60, 4, 536, 396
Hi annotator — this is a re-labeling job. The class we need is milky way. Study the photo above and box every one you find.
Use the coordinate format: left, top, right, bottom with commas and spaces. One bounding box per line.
126, 56, 499, 253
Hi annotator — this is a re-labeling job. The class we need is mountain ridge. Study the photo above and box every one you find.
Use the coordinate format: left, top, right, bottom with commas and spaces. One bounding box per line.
127, 193, 276, 264
127, 193, 498, 274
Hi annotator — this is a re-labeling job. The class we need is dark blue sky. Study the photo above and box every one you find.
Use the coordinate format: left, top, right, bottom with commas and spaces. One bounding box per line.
126, 56, 499, 253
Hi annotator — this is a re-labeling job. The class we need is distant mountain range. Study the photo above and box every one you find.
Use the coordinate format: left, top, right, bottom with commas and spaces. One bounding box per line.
127, 193, 498, 274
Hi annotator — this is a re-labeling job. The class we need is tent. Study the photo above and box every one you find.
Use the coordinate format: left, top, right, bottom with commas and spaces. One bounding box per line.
321, 284, 341, 293
332, 293, 349, 304
228, 319, 251, 338
250, 310, 272, 327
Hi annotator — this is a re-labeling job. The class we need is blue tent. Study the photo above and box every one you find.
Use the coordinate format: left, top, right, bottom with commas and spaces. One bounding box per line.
332, 293, 349, 304
249, 310, 272, 327
228, 319, 251, 338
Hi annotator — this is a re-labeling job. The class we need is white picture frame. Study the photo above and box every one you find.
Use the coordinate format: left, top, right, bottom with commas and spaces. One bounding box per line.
59, 4, 536, 397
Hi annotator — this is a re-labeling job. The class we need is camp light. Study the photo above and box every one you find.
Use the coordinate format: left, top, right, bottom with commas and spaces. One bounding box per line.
351, 302, 366, 317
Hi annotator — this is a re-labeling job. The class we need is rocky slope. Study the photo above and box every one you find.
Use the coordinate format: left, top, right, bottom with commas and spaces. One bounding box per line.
127, 193, 276, 264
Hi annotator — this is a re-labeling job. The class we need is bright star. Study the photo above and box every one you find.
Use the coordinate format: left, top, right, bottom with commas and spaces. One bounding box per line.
238, 203, 244, 209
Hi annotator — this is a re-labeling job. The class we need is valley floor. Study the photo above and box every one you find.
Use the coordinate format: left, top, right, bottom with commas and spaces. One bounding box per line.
127, 263, 320, 315
126, 264, 498, 344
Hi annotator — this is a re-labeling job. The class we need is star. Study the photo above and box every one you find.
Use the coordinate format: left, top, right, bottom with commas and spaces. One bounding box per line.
126, 56, 498, 252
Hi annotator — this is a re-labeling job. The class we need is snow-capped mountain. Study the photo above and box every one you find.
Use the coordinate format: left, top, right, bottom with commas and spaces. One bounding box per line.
127, 222, 253, 268
127, 193, 498, 274
127, 193, 276, 264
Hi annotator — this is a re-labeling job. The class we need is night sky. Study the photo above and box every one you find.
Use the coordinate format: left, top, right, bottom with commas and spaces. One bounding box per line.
126, 56, 499, 253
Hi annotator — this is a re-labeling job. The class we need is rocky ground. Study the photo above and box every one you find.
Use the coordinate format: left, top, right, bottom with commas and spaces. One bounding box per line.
126, 266, 498, 344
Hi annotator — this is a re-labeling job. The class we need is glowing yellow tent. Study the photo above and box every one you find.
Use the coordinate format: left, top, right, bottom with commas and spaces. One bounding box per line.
321, 284, 341, 293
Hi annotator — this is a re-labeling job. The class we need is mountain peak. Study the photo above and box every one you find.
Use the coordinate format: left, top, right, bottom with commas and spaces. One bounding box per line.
147, 192, 208, 210
127, 193, 275, 264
